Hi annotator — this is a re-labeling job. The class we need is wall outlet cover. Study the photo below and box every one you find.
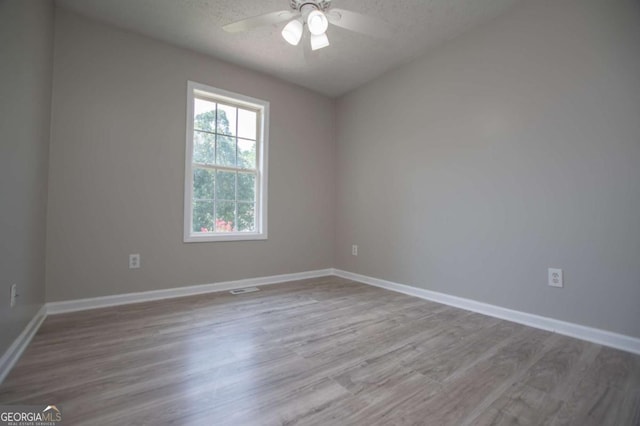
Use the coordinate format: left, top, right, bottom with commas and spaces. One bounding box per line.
129, 254, 141, 269
548, 268, 563, 288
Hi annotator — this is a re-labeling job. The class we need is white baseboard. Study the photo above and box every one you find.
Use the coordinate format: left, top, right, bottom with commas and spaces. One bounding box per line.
4, 267, 637, 386
46, 269, 334, 315
2, 269, 333, 382
333, 269, 640, 355
0, 305, 48, 384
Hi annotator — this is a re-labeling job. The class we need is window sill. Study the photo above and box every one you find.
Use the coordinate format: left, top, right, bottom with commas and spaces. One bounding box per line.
184, 233, 268, 243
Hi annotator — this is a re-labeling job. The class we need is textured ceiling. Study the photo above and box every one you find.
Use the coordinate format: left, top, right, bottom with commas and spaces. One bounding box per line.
54, 0, 522, 97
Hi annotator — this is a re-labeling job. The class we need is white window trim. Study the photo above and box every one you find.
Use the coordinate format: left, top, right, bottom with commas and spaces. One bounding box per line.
184, 81, 269, 242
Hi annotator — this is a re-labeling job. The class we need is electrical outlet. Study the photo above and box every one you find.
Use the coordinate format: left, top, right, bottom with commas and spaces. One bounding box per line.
548, 268, 563, 288
10, 284, 17, 308
352, 245, 358, 256
129, 254, 141, 269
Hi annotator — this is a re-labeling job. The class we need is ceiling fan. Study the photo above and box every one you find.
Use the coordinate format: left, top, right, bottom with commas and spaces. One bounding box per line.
223, 0, 391, 51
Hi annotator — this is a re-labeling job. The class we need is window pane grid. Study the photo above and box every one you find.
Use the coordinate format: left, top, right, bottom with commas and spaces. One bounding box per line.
193, 163, 257, 173
194, 97, 257, 140
188, 85, 265, 240
193, 127, 257, 142
192, 164, 258, 234
194, 129, 256, 143
192, 133, 256, 170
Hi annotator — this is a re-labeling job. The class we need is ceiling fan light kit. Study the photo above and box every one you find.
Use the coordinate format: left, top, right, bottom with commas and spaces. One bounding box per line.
285, 1, 331, 50
223, 0, 390, 53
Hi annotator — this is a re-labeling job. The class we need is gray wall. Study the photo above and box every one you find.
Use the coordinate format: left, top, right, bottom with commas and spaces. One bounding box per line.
46, 9, 335, 301
0, 0, 54, 353
335, 0, 640, 337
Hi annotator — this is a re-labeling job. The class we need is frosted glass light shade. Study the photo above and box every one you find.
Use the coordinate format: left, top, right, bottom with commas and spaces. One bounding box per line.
307, 10, 328, 36
310, 32, 330, 50
282, 19, 303, 45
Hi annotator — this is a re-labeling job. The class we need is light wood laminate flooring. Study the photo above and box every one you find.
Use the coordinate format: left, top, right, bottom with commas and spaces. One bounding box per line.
1, 276, 639, 425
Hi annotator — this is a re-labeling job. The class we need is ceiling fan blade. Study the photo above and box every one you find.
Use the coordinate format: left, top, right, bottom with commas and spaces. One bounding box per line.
223, 10, 299, 33
326, 8, 392, 39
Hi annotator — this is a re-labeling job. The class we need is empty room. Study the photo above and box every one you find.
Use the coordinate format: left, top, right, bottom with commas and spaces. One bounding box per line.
1, 0, 639, 424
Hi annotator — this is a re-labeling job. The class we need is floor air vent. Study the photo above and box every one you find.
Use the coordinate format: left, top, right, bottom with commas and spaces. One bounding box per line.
229, 287, 260, 295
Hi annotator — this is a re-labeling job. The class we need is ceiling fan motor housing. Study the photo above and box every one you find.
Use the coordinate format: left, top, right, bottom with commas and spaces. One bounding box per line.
289, 0, 331, 12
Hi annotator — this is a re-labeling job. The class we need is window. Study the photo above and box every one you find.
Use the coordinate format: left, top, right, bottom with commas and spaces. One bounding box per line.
184, 81, 269, 242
